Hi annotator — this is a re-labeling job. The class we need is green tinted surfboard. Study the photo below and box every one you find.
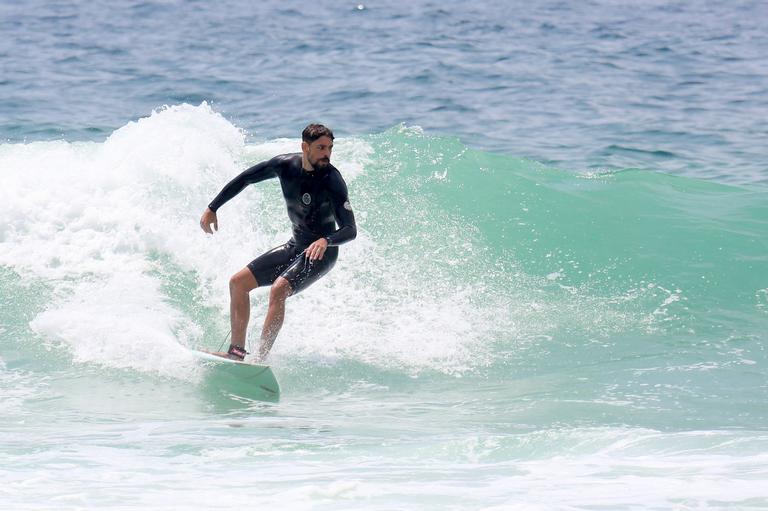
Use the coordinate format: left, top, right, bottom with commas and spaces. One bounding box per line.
191, 349, 280, 401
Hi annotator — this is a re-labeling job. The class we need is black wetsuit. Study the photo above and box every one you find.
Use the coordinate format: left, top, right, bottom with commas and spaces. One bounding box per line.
208, 153, 356, 293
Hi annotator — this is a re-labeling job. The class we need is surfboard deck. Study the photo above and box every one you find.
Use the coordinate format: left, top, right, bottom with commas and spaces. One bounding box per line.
191, 349, 280, 400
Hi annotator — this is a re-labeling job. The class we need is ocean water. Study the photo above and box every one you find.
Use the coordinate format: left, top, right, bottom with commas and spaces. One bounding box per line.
1, 1, 767, 510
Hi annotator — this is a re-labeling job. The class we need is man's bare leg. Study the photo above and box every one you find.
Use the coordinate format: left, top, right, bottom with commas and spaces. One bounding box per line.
229, 268, 259, 350
257, 276, 292, 361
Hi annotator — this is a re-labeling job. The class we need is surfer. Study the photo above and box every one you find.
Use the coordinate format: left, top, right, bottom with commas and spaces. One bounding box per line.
199, 124, 356, 361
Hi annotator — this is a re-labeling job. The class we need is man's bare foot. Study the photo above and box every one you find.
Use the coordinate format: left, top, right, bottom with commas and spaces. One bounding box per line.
208, 345, 248, 361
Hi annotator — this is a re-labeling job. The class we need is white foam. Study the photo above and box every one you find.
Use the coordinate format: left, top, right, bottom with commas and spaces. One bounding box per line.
0, 103, 249, 376
271, 235, 494, 375
28, 273, 199, 378
6, 426, 766, 510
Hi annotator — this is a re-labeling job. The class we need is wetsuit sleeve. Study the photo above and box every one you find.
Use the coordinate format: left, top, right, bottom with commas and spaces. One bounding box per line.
207, 157, 282, 212
325, 171, 357, 246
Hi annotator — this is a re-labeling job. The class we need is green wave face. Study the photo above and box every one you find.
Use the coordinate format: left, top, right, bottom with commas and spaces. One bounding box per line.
362, 126, 767, 333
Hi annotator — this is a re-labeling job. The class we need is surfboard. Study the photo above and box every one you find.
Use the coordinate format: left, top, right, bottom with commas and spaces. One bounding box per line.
191, 349, 280, 400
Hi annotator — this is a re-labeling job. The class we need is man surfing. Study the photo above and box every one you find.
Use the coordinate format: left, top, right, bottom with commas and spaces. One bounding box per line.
199, 124, 356, 361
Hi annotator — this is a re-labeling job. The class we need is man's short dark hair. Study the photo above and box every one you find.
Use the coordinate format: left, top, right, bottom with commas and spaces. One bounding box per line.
302, 124, 334, 143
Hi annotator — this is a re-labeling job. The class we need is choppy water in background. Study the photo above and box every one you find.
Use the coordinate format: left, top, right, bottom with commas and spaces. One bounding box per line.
2, 0, 768, 183
1, 1, 767, 510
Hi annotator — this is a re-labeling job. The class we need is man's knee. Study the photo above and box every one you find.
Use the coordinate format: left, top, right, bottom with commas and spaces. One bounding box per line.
230, 268, 258, 294
269, 277, 292, 303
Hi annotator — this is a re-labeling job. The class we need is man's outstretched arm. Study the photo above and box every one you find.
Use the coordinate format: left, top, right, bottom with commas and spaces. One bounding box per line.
199, 156, 284, 234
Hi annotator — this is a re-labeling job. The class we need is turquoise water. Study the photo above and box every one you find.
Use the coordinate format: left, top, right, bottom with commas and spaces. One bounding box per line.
2, 1, 768, 509
2, 105, 766, 509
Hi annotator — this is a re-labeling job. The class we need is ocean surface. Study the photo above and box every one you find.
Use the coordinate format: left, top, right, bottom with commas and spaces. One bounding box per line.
1, 1, 767, 509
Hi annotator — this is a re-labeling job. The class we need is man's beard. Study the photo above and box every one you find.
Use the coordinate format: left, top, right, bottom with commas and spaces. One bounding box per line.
312, 157, 330, 169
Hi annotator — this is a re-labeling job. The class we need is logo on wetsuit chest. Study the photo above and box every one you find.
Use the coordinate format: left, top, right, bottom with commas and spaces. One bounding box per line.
302, 193, 312, 205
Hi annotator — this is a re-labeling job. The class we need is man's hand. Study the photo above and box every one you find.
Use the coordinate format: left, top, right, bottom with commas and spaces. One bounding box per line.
200, 208, 218, 234
304, 237, 329, 261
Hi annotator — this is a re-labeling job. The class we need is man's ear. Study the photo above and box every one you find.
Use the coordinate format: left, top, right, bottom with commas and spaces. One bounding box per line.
301, 141, 309, 154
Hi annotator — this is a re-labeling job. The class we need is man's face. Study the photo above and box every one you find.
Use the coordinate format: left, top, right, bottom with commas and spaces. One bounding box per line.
303, 136, 333, 170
